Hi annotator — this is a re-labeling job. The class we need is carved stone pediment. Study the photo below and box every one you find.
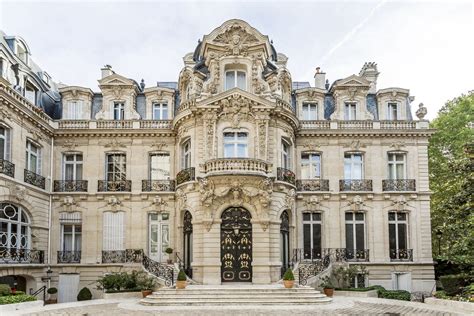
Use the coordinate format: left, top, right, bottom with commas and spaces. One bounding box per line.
98, 73, 135, 87
334, 75, 371, 88
211, 22, 260, 56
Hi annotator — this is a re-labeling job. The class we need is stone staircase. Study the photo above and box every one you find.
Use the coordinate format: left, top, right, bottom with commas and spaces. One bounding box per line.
140, 285, 331, 306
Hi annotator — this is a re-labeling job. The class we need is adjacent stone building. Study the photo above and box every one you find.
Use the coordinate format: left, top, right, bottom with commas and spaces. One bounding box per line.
0, 20, 435, 302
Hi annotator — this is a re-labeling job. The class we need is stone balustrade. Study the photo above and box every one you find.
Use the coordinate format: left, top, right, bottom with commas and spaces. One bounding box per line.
203, 158, 272, 175
56, 120, 173, 130
299, 120, 427, 130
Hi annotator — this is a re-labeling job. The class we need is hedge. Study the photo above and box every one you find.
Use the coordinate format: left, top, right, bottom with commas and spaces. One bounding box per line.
77, 287, 92, 301
0, 294, 36, 305
379, 289, 411, 301
440, 274, 467, 296
104, 288, 141, 293
0, 284, 10, 296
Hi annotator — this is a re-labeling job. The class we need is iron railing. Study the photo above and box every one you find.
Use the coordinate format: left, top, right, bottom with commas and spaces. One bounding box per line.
296, 179, 329, 191
53, 180, 88, 192
24, 169, 45, 189
142, 180, 176, 192
97, 180, 132, 192
176, 167, 195, 185
277, 167, 296, 185
175, 252, 192, 279
0, 247, 44, 264
390, 249, 413, 262
339, 179, 373, 191
298, 253, 331, 286
142, 254, 175, 286
30, 286, 46, 305
101, 249, 143, 263
57, 251, 81, 263
382, 179, 416, 191
0, 159, 15, 177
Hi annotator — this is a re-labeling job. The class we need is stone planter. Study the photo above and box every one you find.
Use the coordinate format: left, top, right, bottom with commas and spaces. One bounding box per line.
283, 280, 294, 289
176, 281, 186, 289
323, 288, 334, 297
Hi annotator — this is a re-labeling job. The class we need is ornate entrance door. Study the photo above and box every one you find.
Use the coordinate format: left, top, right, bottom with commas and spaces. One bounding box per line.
221, 207, 252, 282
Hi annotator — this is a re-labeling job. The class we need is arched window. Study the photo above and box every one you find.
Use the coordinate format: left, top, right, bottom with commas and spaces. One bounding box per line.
0, 203, 30, 250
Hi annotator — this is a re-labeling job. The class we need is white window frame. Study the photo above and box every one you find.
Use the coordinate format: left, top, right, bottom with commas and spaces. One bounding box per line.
102, 211, 124, 251
66, 101, 83, 120
344, 102, 357, 120
0, 124, 11, 161
113, 102, 125, 120
149, 153, 170, 180
281, 139, 291, 169
182, 139, 191, 169
388, 211, 409, 251
302, 103, 318, 120
225, 70, 246, 91
301, 153, 321, 179
152, 102, 168, 120
223, 131, 248, 158
0, 203, 31, 250
387, 153, 406, 180
105, 153, 126, 182
63, 153, 83, 181
345, 212, 367, 251
344, 153, 363, 180
26, 140, 41, 174
387, 102, 399, 120
60, 223, 82, 252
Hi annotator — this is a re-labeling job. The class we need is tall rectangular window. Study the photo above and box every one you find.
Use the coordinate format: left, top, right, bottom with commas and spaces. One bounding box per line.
0, 126, 11, 161
223, 132, 248, 158
59, 212, 82, 252
113, 102, 125, 120
281, 140, 291, 169
152, 102, 168, 120
106, 153, 126, 181
63, 154, 83, 181
26, 140, 40, 174
150, 153, 170, 180
302, 103, 318, 120
103, 212, 124, 251
344, 103, 357, 120
389, 212, 408, 259
344, 153, 363, 180
25, 83, 36, 105
225, 70, 246, 91
182, 140, 191, 169
387, 103, 398, 120
388, 153, 406, 180
66, 101, 83, 120
301, 153, 321, 179
303, 212, 322, 259
345, 212, 366, 259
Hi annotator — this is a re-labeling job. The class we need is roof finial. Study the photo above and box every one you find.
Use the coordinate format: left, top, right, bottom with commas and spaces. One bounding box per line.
140, 79, 145, 90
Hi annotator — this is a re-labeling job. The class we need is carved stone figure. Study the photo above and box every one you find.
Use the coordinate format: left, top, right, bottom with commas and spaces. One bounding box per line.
416, 103, 428, 120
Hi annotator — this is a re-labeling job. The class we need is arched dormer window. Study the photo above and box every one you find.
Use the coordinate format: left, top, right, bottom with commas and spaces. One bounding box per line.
225, 65, 246, 91
223, 130, 248, 158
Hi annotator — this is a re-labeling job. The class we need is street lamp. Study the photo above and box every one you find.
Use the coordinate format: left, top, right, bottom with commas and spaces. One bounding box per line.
435, 229, 443, 256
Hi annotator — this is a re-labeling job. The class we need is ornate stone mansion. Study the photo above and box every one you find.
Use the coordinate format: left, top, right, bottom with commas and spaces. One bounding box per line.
0, 20, 435, 302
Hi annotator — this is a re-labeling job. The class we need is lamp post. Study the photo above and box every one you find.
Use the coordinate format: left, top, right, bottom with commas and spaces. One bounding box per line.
436, 229, 443, 257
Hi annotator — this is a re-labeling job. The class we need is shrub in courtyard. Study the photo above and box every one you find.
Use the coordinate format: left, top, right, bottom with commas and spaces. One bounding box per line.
77, 287, 92, 301
96, 271, 142, 292
136, 271, 156, 290
378, 289, 411, 301
0, 294, 36, 305
177, 270, 187, 282
440, 274, 467, 296
47, 287, 57, 295
0, 284, 11, 296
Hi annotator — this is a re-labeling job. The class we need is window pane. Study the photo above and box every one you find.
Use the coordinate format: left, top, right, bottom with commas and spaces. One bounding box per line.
345, 213, 353, 220
76, 164, 83, 180
303, 224, 311, 259
355, 213, 364, 221
225, 71, 235, 90
355, 224, 365, 250
398, 224, 407, 249
312, 213, 321, 221
388, 212, 395, 221
0, 138, 4, 160
237, 71, 246, 90
224, 144, 234, 158
65, 164, 74, 180
162, 105, 168, 119
396, 164, 404, 179
389, 223, 396, 251
312, 223, 321, 256
237, 144, 247, 157
345, 223, 354, 249
303, 213, 310, 221
398, 213, 406, 221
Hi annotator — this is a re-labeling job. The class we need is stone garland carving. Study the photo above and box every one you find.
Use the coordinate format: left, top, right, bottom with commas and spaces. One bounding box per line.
203, 114, 216, 159
61, 196, 78, 212
348, 195, 365, 211
257, 118, 268, 159
176, 188, 187, 210
392, 195, 408, 211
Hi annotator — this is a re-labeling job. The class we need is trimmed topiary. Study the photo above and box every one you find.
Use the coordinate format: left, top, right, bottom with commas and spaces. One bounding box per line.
77, 287, 92, 301
47, 287, 57, 295
0, 284, 11, 296
283, 268, 295, 281
177, 270, 187, 281
440, 274, 467, 296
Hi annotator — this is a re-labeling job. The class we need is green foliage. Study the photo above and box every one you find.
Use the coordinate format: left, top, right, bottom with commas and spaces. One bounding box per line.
320, 276, 335, 289
77, 287, 92, 301
177, 270, 187, 281
282, 268, 294, 281
440, 274, 468, 296
0, 294, 36, 305
96, 270, 146, 293
165, 248, 173, 254
47, 287, 57, 294
324, 265, 367, 289
378, 289, 411, 301
136, 271, 156, 290
429, 91, 474, 266
0, 284, 11, 296
334, 286, 381, 292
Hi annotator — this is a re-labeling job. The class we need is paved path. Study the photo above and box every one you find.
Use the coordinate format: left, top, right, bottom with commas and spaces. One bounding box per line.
11, 297, 468, 316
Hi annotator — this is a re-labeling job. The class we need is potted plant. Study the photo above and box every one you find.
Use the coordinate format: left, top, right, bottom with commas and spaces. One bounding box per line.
47, 287, 58, 304
176, 269, 187, 289
137, 271, 156, 298
282, 268, 295, 288
165, 247, 173, 264
321, 276, 335, 297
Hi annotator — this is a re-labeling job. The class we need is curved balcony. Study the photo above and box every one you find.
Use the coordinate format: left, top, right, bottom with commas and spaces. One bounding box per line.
277, 167, 296, 185
176, 167, 195, 185
142, 180, 176, 192
202, 158, 271, 176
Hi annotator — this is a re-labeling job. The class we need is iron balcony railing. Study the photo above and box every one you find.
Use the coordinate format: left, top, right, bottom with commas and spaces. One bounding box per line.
277, 167, 296, 185
98, 180, 132, 192
24, 169, 45, 189
176, 167, 195, 185
382, 179, 416, 191
292, 248, 370, 263
390, 249, 413, 262
296, 179, 329, 191
0, 247, 44, 264
142, 180, 176, 192
57, 251, 81, 263
339, 179, 373, 191
101, 249, 143, 263
53, 180, 88, 192
0, 159, 15, 178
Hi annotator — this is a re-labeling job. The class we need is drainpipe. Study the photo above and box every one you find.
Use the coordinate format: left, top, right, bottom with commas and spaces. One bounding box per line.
47, 136, 54, 282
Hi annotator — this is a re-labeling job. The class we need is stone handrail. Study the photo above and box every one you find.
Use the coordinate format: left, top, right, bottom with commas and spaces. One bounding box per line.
203, 158, 272, 174
339, 120, 374, 129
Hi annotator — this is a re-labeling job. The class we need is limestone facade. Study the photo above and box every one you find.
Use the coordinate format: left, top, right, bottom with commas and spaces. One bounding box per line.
0, 20, 435, 300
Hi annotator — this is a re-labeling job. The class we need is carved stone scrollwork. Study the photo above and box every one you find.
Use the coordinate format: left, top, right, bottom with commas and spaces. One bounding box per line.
219, 94, 253, 128
213, 23, 259, 56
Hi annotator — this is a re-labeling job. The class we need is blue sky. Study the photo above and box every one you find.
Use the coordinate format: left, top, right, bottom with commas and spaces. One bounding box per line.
1, 0, 473, 119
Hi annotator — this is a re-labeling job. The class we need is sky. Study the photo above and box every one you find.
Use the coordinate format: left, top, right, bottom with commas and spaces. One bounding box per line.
0, 0, 473, 120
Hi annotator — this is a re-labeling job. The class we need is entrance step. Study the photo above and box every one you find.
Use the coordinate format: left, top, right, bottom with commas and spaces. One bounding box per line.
140, 285, 332, 306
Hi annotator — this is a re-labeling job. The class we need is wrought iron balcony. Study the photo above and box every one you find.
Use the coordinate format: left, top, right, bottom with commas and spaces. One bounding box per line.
142, 180, 176, 192
0, 247, 44, 264
292, 248, 369, 263
98, 180, 132, 192
339, 179, 373, 191
203, 158, 271, 175
0, 159, 15, 178
176, 167, 195, 185
382, 179, 416, 191
24, 169, 45, 189
344, 248, 370, 262
57, 251, 81, 263
390, 249, 413, 262
101, 249, 143, 263
54, 180, 88, 192
296, 179, 329, 191
277, 167, 296, 185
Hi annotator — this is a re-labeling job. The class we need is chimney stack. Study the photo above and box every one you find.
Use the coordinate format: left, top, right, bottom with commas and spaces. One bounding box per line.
101, 65, 114, 79
359, 62, 379, 93
314, 67, 326, 90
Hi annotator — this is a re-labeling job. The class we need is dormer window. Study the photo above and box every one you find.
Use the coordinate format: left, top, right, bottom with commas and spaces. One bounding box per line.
344, 103, 357, 120
24, 82, 37, 105
225, 70, 246, 91
302, 103, 318, 120
223, 132, 248, 158
153, 102, 168, 120
65, 101, 83, 120
113, 102, 125, 120
387, 103, 398, 120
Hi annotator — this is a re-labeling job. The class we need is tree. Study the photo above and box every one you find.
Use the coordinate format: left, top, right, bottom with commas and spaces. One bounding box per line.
429, 91, 474, 266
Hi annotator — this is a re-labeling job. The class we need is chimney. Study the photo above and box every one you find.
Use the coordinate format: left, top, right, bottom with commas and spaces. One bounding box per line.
314, 67, 326, 90
359, 62, 379, 93
101, 64, 114, 79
